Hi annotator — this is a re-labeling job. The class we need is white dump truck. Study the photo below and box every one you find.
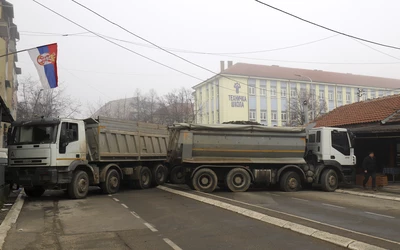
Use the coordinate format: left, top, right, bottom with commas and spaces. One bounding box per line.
166, 124, 356, 192
6, 117, 169, 199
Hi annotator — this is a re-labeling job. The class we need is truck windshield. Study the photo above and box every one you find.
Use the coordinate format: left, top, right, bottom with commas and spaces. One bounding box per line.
9, 125, 58, 145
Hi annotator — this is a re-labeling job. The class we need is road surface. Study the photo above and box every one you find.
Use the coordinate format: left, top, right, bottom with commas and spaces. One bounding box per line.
3, 185, 400, 249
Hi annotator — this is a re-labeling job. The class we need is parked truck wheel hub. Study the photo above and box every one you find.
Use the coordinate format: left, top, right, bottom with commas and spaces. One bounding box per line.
78, 178, 88, 193
110, 176, 118, 188
328, 175, 337, 186
233, 174, 244, 187
200, 175, 211, 187
288, 178, 298, 189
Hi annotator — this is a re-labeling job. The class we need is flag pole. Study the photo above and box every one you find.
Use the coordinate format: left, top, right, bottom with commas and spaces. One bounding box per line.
0, 48, 32, 58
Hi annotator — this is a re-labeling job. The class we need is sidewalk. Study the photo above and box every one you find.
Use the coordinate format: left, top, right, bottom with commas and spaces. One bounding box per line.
336, 183, 400, 201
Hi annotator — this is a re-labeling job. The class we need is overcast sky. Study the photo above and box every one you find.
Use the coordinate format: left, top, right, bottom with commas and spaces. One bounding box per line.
11, 0, 400, 117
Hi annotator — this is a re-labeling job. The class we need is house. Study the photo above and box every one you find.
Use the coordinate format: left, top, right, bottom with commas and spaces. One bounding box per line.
315, 95, 400, 182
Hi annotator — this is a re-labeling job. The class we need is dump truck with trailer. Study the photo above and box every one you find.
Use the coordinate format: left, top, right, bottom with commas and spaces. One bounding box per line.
6, 117, 169, 199
166, 123, 356, 192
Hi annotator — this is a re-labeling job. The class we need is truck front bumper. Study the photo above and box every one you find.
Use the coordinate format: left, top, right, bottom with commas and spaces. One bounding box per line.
6, 167, 72, 187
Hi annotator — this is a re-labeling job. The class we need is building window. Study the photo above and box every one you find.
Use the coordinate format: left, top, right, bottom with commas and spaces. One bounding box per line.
249, 86, 255, 95
281, 112, 287, 121
291, 89, 297, 98
346, 93, 351, 102
328, 91, 334, 101
319, 90, 325, 100
310, 89, 316, 100
271, 87, 277, 97
281, 88, 287, 98
249, 111, 256, 120
260, 88, 266, 96
260, 111, 266, 120
337, 92, 342, 101
271, 111, 277, 121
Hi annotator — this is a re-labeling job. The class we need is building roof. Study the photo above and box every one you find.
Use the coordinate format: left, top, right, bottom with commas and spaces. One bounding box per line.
315, 94, 400, 127
221, 63, 400, 89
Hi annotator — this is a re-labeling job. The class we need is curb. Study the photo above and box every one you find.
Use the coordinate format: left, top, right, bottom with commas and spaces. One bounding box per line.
335, 189, 400, 202
158, 186, 386, 250
0, 191, 25, 250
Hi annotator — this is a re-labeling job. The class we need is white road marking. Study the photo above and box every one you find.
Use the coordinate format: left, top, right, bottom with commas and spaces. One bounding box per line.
108, 194, 112, 197
130, 211, 140, 219
163, 238, 182, 250
365, 211, 395, 219
144, 222, 158, 232
270, 193, 280, 197
291, 197, 308, 202
322, 203, 345, 209
113, 198, 120, 202
121, 203, 128, 209
160, 185, 400, 247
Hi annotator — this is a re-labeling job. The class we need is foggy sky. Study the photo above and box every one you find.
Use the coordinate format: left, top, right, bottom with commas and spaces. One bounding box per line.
11, 0, 400, 117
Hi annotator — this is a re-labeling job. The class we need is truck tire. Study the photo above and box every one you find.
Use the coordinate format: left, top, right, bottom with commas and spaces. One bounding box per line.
321, 169, 338, 192
192, 168, 217, 193
134, 167, 152, 189
68, 170, 89, 199
226, 168, 251, 192
152, 164, 167, 186
170, 166, 185, 184
101, 169, 120, 194
24, 186, 45, 198
280, 171, 301, 192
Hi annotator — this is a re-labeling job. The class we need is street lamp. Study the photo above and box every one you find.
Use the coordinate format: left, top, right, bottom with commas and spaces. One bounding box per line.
295, 74, 313, 83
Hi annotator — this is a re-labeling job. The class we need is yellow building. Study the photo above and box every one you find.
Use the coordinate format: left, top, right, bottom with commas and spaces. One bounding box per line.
193, 62, 400, 126
0, 1, 20, 147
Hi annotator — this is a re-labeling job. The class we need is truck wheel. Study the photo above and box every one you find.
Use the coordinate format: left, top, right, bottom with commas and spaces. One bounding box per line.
185, 175, 195, 190
152, 164, 167, 186
101, 169, 121, 194
321, 169, 338, 192
226, 168, 251, 192
135, 167, 152, 189
280, 171, 301, 192
24, 186, 45, 198
170, 166, 185, 184
68, 170, 89, 199
192, 168, 217, 193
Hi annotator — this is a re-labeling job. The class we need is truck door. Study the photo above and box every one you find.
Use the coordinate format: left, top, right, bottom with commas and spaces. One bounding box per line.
330, 130, 351, 164
56, 122, 81, 165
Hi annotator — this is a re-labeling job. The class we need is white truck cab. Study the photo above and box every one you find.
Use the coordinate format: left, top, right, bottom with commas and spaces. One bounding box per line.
306, 127, 356, 182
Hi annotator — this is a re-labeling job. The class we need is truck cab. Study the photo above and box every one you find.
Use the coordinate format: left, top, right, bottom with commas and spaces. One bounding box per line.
306, 127, 356, 182
7, 117, 89, 196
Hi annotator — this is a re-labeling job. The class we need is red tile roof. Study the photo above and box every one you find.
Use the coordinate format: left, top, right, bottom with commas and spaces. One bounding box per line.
315, 95, 400, 127
222, 63, 400, 89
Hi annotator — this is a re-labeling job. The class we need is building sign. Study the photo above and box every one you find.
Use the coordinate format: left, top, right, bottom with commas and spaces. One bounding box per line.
230, 83, 247, 108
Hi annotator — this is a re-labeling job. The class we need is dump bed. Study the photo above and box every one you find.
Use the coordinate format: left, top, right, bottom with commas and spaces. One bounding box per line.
168, 123, 307, 165
85, 117, 169, 162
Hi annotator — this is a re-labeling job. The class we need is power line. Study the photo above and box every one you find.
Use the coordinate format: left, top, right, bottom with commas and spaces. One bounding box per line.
353, 39, 400, 61
254, 0, 400, 50
20, 30, 338, 54
19, 31, 400, 65
32, 0, 203, 82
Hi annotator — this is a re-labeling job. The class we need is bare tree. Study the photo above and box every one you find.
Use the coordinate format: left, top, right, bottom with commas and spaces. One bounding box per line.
156, 88, 195, 125
288, 89, 327, 126
17, 77, 81, 120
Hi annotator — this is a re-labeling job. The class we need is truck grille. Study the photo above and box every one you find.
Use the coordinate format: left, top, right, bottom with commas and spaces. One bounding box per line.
10, 157, 48, 166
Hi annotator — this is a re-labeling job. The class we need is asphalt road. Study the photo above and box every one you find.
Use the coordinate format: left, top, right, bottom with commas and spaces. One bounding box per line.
163, 184, 400, 249
4, 185, 400, 249
3, 187, 343, 250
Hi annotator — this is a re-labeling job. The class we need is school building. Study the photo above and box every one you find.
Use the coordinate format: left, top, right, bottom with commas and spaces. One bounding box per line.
193, 62, 400, 125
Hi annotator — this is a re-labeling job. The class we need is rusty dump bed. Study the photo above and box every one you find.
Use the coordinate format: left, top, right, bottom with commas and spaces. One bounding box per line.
168, 123, 307, 165
85, 117, 169, 162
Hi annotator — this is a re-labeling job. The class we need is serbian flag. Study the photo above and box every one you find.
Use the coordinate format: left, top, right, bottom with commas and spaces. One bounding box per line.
28, 43, 58, 89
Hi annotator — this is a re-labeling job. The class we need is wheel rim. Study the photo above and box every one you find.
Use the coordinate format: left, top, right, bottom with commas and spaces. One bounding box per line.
109, 174, 119, 189
78, 177, 88, 193
232, 173, 245, 188
328, 174, 337, 187
156, 168, 164, 181
288, 177, 298, 190
142, 172, 150, 185
198, 174, 212, 189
